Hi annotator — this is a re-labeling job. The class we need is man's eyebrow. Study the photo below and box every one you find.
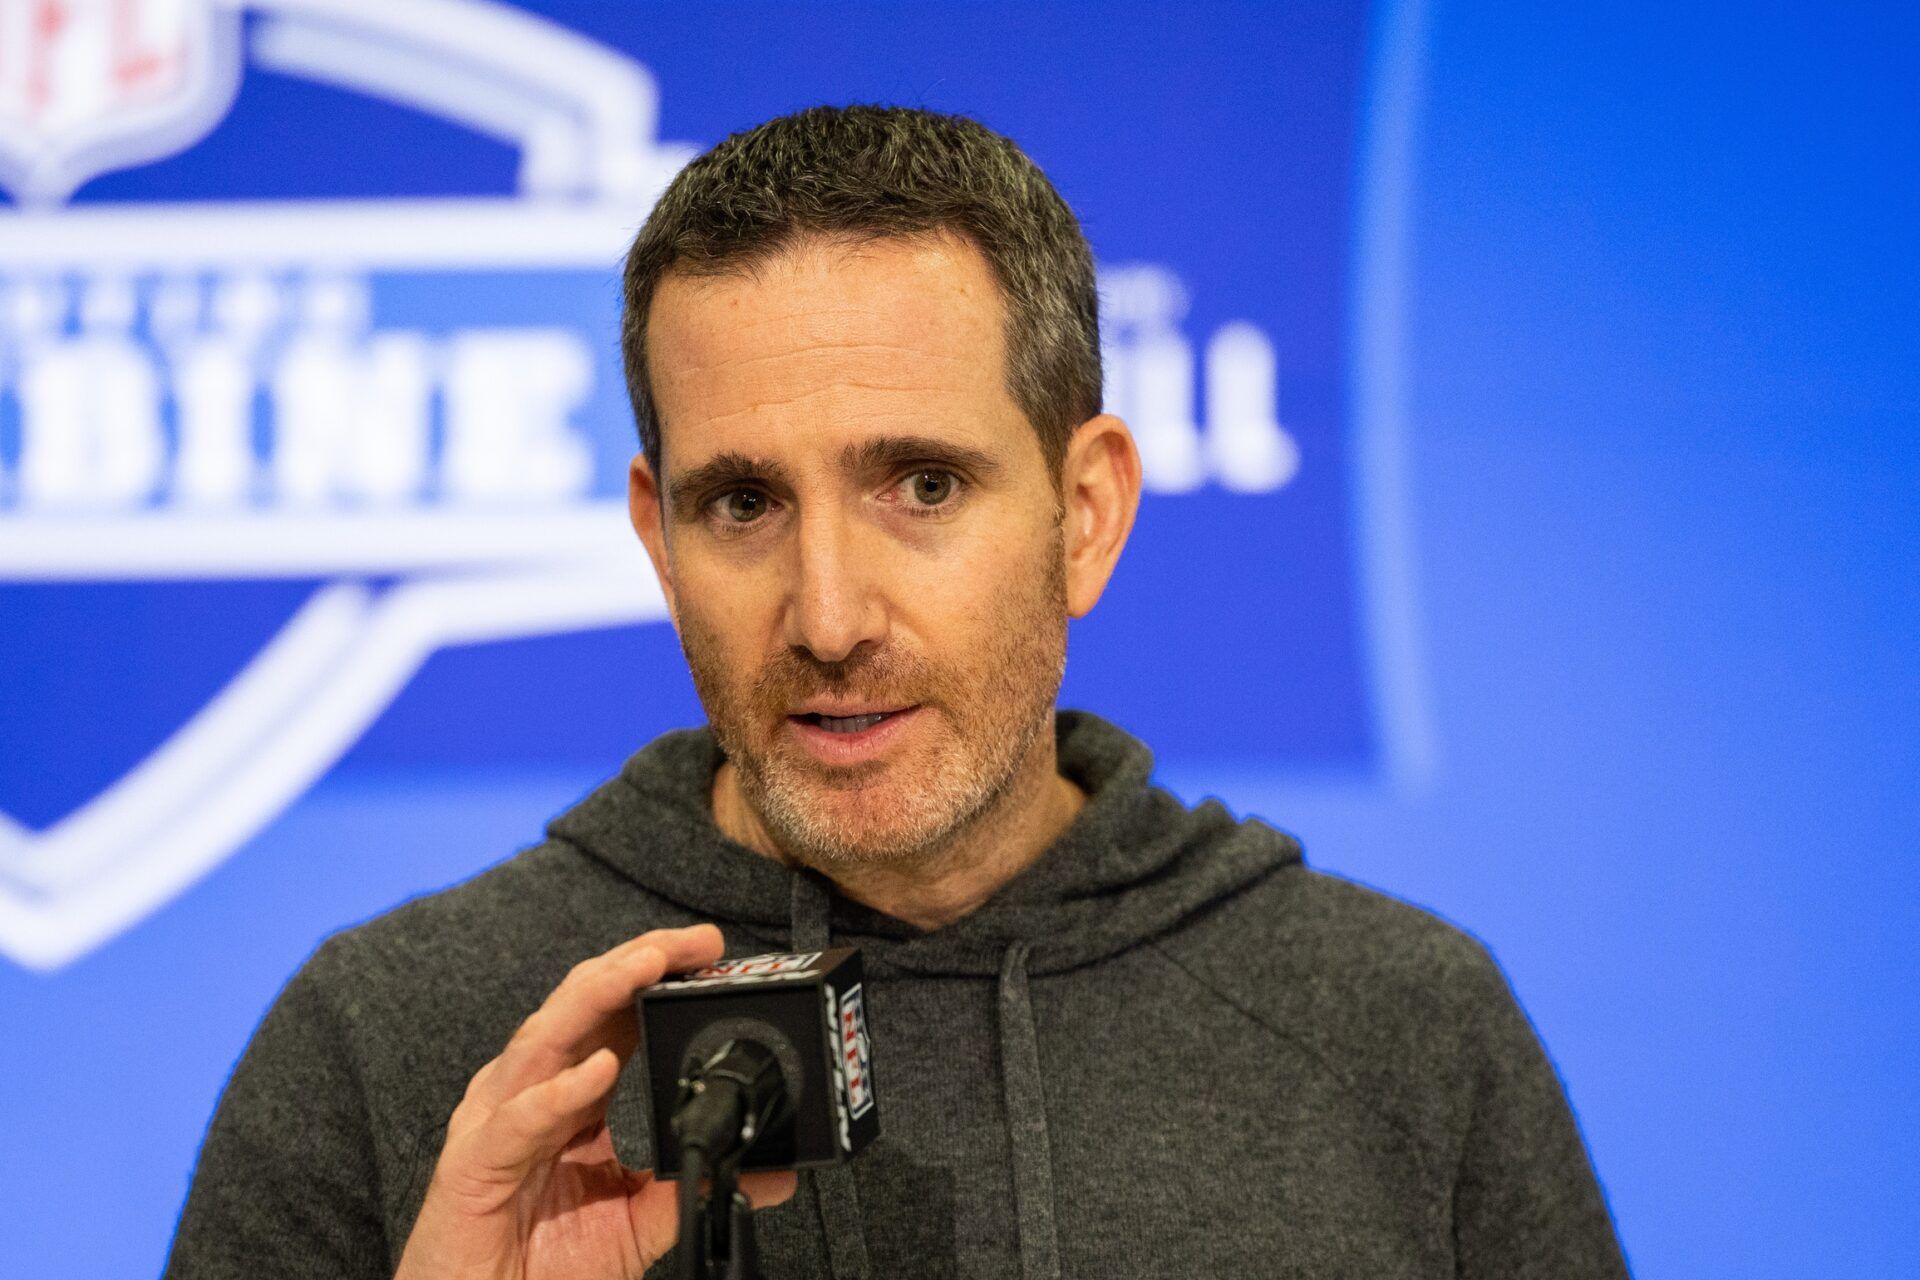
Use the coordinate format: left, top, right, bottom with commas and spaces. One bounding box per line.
666, 451, 791, 510
840, 435, 1006, 480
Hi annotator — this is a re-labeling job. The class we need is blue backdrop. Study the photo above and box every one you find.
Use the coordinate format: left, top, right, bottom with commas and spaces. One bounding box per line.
1, 2, 1914, 1276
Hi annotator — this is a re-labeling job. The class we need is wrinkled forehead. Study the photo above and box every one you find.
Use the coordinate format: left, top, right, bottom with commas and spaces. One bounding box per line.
645, 231, 1030, 477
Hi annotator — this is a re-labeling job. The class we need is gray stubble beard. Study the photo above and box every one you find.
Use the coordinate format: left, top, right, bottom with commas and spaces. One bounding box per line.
683, 542, 1069, 870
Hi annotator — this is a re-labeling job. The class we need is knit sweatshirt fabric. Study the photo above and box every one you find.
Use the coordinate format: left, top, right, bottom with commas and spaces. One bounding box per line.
163, 711, 1630, 1279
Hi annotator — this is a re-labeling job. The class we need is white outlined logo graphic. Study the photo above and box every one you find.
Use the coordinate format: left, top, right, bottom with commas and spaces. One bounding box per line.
0, 0, 243, 205
0, 0, 700, 970
0, 0, 1322, 972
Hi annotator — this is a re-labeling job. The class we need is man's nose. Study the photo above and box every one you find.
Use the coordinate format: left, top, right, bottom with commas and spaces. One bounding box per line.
782, 504, 887, 663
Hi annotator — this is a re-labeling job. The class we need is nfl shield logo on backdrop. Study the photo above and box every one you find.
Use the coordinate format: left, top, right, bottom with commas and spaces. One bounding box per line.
0, 0, 1422, 972
0, 0, 695, 970
0, 0, 241, 205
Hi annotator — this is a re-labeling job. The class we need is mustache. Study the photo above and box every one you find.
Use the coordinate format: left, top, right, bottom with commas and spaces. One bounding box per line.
751, 645, 940, 713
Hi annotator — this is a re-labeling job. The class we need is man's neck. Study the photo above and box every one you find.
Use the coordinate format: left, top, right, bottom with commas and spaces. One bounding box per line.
710, 733, 1086, 932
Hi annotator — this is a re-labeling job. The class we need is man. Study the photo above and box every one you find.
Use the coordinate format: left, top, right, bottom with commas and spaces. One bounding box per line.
165, 106, 1628, 1279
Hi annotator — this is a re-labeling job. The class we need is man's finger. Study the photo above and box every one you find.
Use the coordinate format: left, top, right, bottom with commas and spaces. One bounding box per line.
465, 1047, 623, 1183
476, 925, 726, 1108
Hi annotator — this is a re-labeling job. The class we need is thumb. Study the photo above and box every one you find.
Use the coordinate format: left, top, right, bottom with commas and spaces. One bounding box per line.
738, 1169, 799, 1209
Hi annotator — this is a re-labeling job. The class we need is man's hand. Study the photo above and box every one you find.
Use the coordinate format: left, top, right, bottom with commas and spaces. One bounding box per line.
394, 924, 797, 1280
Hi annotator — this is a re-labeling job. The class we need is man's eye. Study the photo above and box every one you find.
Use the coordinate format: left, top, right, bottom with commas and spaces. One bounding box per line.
906, 470, 957, 506
719, 489, 769, 522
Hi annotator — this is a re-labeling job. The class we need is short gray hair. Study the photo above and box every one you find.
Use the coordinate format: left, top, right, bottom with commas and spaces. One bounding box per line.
620, 104, 1102, 477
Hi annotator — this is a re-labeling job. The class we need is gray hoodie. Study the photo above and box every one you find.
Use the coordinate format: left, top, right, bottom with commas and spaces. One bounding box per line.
164, 711, 1629, 1279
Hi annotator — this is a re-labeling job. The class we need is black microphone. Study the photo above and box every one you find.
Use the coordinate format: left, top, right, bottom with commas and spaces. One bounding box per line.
637, 947, 881, 1177
638, 948, 880, 1280
670, 1038, 790, 1280
672, 1037, 793, 1167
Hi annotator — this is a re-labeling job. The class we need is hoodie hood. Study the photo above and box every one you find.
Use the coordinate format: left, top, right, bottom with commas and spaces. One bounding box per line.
551, 710, 1303, 1280
549, 709, 1303, 978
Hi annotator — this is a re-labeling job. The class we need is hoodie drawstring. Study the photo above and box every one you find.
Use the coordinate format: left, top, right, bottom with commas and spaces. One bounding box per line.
790, 869, 832, 952
999, 941, 1062, 1280
788, 875, 1061, 1280
791, 871, 872, 1280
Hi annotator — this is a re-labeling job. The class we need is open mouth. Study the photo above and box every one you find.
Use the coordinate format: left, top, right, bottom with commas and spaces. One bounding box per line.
792, 709, 909, 735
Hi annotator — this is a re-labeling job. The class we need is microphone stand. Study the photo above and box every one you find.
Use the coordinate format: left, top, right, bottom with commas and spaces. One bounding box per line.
682, 1141, 764, 1280
674, 1039, 788, 1280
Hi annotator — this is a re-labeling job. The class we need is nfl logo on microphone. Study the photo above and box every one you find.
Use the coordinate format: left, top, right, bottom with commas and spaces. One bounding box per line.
0, 0, 1397, 973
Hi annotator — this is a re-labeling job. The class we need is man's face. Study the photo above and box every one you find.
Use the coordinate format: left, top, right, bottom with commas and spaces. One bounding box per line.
639, 232, 1071, 865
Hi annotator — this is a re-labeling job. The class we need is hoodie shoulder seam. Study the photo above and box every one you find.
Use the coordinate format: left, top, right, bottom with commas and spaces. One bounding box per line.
1145, 938, 1448, 1166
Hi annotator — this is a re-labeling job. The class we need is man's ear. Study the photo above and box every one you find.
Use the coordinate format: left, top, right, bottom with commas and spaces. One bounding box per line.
628, 452, 679, 628
1059, 413, 1143, 619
